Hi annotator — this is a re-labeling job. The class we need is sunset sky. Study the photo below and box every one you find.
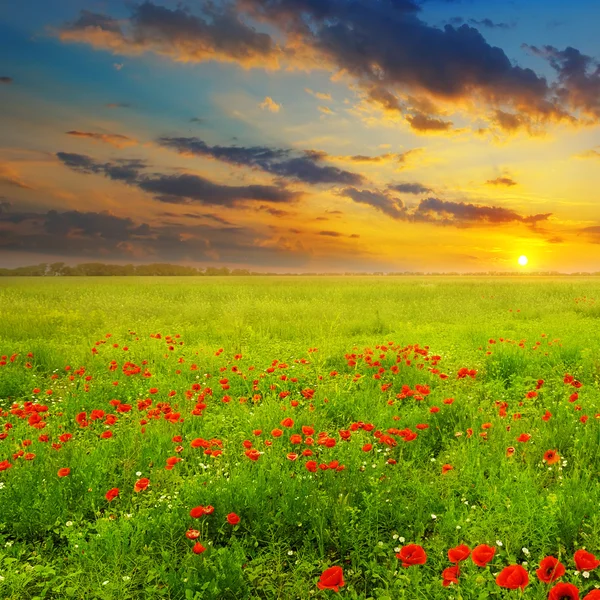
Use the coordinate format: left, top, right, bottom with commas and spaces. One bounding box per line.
1, 0, 600, 272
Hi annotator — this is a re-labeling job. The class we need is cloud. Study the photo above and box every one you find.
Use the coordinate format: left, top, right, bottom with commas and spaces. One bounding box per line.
305, 88, 332, 100
414, 197, 550, 225
0, 208, 310, 266
318, 105, 334, 115
159, 211, 234, 226
241, 0, 572, 127
468, 18, 514, 30
0, 77, 12, 84
66, 130, 138, 148
56, 152, 146, 182
339, 187, 551, 226
156, 136, 364, 185
339, 188, 408, 220
259, 205, 293, 217
59, 3, 281, 68
0, 164, 32, 190
485, 177, 517, 187
106, 102, 132, 109
59, 1, 586, 133
56, 151, 299, 207
406, 112, 453, 132
0, 198, 11, 213
113, 63, 124, 70
319, 230, 343, 237
573, 148, 600, 159
189, 117, 205, 123
523, 44, 600, 119
388, 182, 432, 194
259, 96, 281, 112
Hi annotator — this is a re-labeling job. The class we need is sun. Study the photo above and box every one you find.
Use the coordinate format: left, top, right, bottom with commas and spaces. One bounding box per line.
518, 255, 528, 266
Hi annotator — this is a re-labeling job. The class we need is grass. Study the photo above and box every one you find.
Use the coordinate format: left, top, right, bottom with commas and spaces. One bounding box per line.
0, 276, 599, 599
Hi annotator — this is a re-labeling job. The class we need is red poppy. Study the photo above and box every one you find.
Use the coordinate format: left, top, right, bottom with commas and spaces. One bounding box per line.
537, 556, 566, 583
186, 529, 200, 540
0, 460, 11, 471
574, 550, 600, 571
471, 544, 495, 567
305, 460, 317, 472
544, 450, 560, 465
290, 434, 302, 444
396, 544, 427, 568
317, 566, 345, 592
203, 505, 214, 515
271, 429, 283, 438
245, 449, 261, 461
548, 582, 579, 600
506, 446, 516, 457
441, 464, 454, 474
442, 566, 460, 587
362, 444, 373, 452
134, 478, 150, 492
226, 512, 240, 526
517, 433, 531, 442
496, 565, 529, 590
57, 468, 70, 477
583, 591, 600, 599
287, 453, 298, 461
100, 431, 113, 439
105, 488, 119, 502
281, 417, 294, 428
192, 542, 206, 554
302, 426, 314, 436
448, 545, 470, 563
190, 506, 205, 518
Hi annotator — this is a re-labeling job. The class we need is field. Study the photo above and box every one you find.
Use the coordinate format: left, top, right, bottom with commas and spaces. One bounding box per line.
1, 276, 600, 600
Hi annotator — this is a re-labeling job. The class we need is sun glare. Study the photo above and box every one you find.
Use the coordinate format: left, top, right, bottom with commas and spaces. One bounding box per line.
518, 255, 528, 266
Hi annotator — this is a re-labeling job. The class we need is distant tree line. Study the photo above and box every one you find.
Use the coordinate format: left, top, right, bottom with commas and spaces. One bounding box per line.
0, 262, 598, 277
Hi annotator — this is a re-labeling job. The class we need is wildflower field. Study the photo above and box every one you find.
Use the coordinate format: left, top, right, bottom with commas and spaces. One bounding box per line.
1, 276, 600, 600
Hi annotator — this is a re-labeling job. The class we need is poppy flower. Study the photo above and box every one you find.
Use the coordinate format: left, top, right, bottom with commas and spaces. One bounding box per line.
271, 429, 283, 438
544, 450, 560, 465
472, 544, 496, 567
506, 446, 516, 457
317, 566, 345, 592
203, 505, 214, 515
0, 460, 12, 471
186, 529, 200, 540
362, 444, 373, 452
305, 460, 318, 473
100, 431, 113, 439
496, 565, 529, 590
245, 449, 261, 461
105, 488, 119, 502
548, 582, 579, 600
583, 591, 600, 599
192, 542, 206, 554
517, 433, 531, 442
190, 506, 205, 518
134, 478, 149, 492
574, 550, 600, 571
281, 417, 294, 428
442, 566, 460, 587
226, 512, 240, 526
287, 453, 298, 461
537, 556, 566, 583
57, 468, 70, 477
441, 464, 454, 474
396, 544, 427, 567
448, 545, 470, 563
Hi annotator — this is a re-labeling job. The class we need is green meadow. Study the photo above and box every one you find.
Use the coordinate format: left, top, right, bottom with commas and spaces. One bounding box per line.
0, 276, 600, 599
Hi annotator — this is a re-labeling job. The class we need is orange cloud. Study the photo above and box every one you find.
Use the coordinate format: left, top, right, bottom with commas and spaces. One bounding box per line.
66, 131, 138, 148
260, 96, 281, 112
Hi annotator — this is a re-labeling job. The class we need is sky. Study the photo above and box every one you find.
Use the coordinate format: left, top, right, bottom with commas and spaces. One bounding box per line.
1, 0, 600, 273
